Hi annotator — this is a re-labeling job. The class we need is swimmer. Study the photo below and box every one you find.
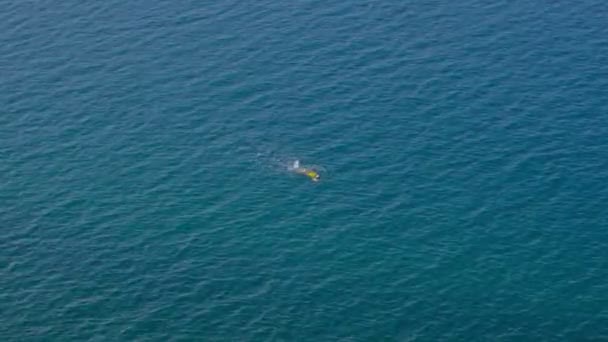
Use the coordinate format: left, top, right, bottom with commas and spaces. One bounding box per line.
290, 160, 321, 182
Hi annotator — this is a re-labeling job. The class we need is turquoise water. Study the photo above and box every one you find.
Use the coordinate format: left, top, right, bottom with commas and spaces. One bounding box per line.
2, 0, 608, 340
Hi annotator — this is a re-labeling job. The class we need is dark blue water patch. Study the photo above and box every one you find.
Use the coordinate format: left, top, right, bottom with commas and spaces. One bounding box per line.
2, 0, 608, 340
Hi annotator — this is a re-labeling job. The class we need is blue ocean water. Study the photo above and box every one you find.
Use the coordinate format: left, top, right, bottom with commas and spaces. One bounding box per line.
2, 0, 608, 340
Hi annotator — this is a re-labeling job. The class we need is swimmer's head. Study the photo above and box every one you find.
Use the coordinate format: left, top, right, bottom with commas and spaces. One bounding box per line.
305, 170, 320, 181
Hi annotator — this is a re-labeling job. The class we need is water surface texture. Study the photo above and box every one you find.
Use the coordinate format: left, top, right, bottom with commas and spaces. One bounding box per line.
2, 0, 608, 340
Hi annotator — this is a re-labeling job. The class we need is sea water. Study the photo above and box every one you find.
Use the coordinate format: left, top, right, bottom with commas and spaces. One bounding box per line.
2, 0, 608, 340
